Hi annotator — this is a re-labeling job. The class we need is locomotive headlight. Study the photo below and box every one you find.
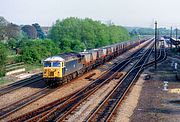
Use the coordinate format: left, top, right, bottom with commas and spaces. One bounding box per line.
57, 70, 60, 74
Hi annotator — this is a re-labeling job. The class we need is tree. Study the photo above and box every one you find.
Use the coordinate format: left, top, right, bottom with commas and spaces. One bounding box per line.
0, 43, 7, 76
129, 29, 138, 37
7, 38, 17, 49
0, 16, 9, 26
21, 25, 38, 39
32, 23, 46, 39
20, 39, 60, 64
71, 40, 86, 52
49, 17, 130, 52
0, 26, 6, 40
0, 23, 21, 41
5, 23, 20, 39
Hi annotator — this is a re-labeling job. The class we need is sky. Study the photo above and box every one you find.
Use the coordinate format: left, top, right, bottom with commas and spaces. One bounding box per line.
0, 0, 180, 28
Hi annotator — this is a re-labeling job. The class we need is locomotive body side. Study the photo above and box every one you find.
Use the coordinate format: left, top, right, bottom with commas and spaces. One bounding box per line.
42, 39, 148, 86
43, 52, 83, 85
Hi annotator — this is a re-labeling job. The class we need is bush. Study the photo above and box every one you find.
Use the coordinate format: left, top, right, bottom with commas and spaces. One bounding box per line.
14, 55, 23, 63
21, 39, 60, 64
0, 43, 7, 76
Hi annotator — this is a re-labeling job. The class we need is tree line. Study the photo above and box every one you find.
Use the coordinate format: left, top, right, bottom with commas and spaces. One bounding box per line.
50, 17, 130, 52
0, 17, 131, 76
127, 27, 173, 36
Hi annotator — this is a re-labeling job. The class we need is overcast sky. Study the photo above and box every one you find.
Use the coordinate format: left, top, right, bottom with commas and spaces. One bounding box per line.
0, 0, 180, 28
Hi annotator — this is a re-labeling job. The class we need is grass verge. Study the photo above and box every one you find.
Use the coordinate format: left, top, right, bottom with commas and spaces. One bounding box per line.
0, 78, 8, 85
24, 64, 42, 72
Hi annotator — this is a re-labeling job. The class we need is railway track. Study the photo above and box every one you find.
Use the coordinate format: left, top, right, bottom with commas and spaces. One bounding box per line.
0, 74, 42, 96
143, 46, 167, 69
35, 42, 152, 122
86, 44, 154, 121
1, 49, 146, 121
8, 41, 151, 122
0, 75, 88, 120
0, 86, 51, 120
9, 59, 136, 122
86, 45, 166, 122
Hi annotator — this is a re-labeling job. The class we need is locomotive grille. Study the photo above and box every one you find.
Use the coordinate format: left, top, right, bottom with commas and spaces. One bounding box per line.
49, 71, 54, 77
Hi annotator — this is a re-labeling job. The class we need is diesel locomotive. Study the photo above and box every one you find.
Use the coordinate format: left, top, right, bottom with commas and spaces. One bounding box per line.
43, 40, 147, 86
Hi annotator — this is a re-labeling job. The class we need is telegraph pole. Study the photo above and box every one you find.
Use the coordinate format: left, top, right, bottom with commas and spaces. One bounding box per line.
158, 28, 160, 46
155, 21, 157, 69
170, 27, 172, 48
176, 28, 178, 48
176, 28, 178, 41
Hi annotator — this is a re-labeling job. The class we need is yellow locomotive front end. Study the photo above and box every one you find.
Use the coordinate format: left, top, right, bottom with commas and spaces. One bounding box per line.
43, 61, 62, 78
42, 56, 65, 86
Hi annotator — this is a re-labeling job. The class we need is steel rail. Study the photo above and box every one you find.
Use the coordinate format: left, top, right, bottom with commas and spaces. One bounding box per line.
0, 73, 42, 91
0, 86, 52, 120
85, 44, 153, 122
8, 40, 151, 122
0, 76, 42, 96
37, 42, 150, 122
106, 45, 167, 122
8, 49, 144, 122
49, 42, 153, 122
86, 44, 167, 122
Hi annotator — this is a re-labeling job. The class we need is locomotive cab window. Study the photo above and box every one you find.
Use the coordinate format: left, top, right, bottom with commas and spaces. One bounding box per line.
52, 62, 60, 67
44, 62, 51, 67
44, 61, 61, 67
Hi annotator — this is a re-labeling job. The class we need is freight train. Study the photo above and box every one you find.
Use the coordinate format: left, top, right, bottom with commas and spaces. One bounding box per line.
43, 40, 147, 86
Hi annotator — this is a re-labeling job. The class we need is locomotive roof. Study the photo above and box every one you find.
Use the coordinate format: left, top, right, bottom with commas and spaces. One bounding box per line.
44, 56, 65, 62
44, 52, 82, 62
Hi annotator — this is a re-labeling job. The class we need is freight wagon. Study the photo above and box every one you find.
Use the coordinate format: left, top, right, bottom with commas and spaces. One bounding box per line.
43, 39, 148, 86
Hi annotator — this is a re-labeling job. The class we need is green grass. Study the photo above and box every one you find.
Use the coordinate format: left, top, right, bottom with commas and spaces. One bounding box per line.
24, 64, 42, 72
0, 64, 42, 86
0, 79, 8, 85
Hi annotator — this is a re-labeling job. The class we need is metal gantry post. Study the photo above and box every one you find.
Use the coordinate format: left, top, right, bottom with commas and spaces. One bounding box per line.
155, 21, 157, 69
